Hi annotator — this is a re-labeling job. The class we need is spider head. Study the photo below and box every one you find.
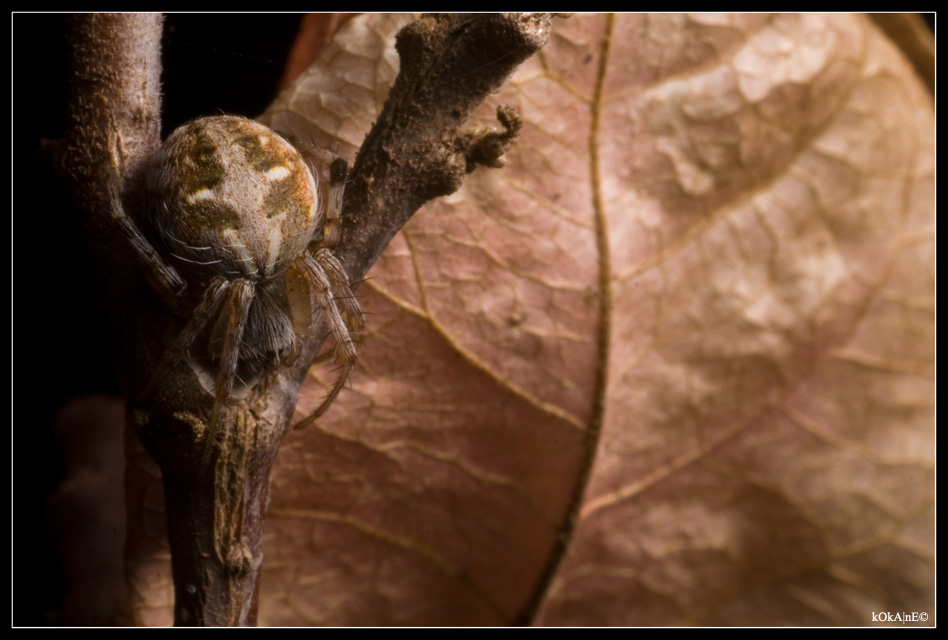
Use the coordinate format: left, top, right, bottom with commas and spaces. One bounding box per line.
145, 116, 319, 281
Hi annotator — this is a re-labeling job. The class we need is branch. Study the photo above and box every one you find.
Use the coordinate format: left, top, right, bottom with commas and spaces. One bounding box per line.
340, 13, 547, 276
285, 13, 554, 387
61, 13, 554, 626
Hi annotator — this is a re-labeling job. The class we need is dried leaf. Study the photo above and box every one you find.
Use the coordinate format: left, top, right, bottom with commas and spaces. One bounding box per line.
120, 13, 934, 626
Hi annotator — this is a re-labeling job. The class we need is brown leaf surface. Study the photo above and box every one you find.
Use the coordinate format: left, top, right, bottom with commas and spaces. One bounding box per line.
124, 13, 935, 626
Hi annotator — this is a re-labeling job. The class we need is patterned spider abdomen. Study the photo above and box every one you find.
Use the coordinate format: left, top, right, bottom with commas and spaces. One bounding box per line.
146, 115, 319, 281
143, 115, 325, 370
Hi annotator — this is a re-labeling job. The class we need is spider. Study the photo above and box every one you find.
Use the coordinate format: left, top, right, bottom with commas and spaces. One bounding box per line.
109, 115, 364, 461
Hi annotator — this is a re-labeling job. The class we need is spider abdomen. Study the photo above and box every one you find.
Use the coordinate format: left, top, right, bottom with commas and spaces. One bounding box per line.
146, 116, 320, 280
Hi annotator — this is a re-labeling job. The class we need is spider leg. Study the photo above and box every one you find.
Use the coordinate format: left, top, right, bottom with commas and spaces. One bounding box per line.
315, 247, 366, 337
317, 156, 365, 340
201, 279, 255, 467
138, 276, 230, 400
318, 157, 349, 250
106, 130, 187, 309
283, 144, 365, 428
287, 136, 348, 252
292, 252, 360, 430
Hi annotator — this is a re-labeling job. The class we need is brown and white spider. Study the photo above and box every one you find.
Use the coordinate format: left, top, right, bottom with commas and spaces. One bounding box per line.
110, 115, 363, 459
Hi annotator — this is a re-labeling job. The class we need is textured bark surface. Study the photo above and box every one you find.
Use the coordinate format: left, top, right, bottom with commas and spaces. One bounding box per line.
56, 13, 934, 626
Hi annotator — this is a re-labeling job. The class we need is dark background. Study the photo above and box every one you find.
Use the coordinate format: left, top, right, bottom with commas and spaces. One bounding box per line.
13, 14, 304, 626
12, 12, 935, 627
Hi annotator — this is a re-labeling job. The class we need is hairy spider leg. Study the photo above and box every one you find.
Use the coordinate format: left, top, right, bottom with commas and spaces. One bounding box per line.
320, 157, 348, 248
315, 248, 365, 336
201, 279, 255, 467
291, 155, 365, 429
292, 253, 359, 429
106, 133, 186, 309
137, 276, 230, 400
